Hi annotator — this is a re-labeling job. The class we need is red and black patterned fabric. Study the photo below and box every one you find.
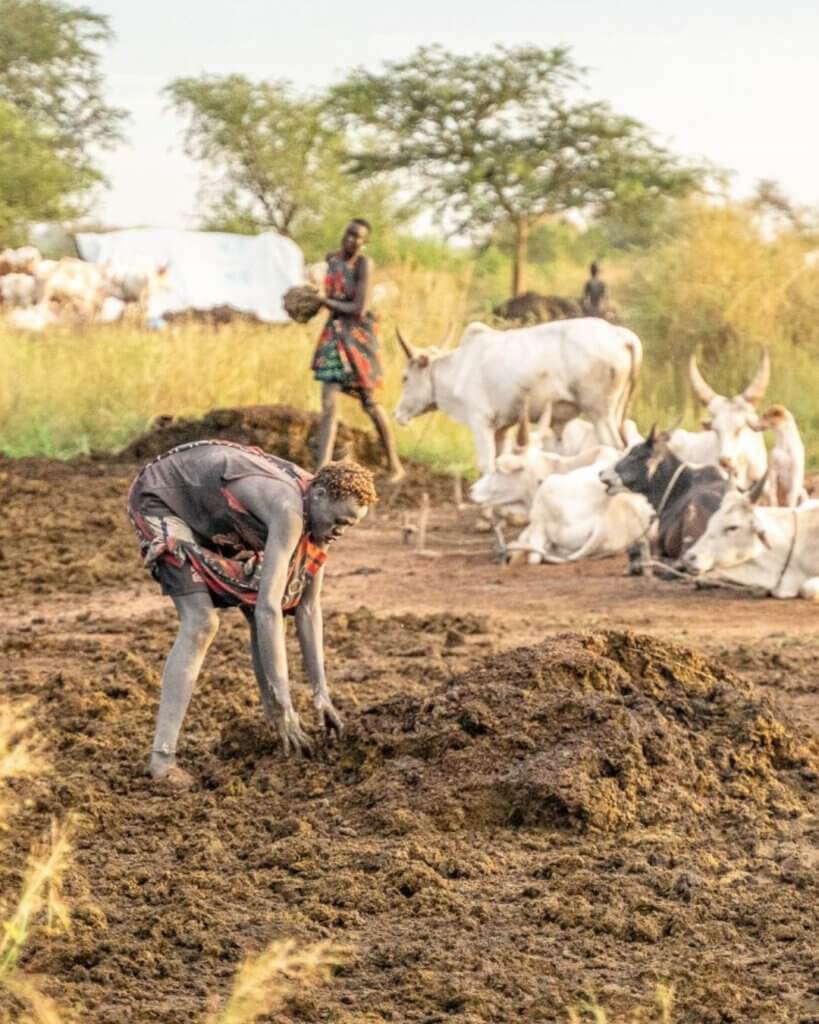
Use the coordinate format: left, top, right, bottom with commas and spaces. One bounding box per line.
128, 440, 327, 612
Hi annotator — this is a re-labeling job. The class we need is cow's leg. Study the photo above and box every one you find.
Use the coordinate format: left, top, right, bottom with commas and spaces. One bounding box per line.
592, 412, 624, 450
626, 539, 652, 576
471, 420, 497, 474
494, 426, 509, 456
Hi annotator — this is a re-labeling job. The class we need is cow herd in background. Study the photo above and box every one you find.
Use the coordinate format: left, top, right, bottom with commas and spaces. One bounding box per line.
393, 316, 819, 601
0, 244, 169, 330
3, 243, 816, 598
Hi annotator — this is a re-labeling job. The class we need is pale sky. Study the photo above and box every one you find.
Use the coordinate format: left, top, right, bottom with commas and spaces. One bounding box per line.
91, 0, 819, 229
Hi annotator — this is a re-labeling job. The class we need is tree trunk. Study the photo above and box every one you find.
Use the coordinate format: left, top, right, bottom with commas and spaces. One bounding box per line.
511, 219, 529, 297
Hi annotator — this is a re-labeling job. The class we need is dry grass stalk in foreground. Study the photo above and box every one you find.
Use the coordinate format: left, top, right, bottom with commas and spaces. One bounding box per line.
0, 703, 72, 1022
567, 984, 675, 1023
206, 939, 346, 1024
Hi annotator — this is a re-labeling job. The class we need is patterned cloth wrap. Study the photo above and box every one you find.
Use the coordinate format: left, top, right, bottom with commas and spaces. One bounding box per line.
311, 252, 383, 397
128, 440, 327, 612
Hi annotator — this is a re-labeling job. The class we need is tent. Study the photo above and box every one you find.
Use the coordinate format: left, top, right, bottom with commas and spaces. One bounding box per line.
74, 228, 304, 323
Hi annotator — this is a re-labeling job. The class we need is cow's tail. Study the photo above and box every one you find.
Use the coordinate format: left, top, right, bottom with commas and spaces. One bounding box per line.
616, 330, 642, 445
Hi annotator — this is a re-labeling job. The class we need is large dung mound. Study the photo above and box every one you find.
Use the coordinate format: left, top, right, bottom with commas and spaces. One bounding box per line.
343, 630, 818, 834
115, 404, 381, 466
112, 404, 455, 506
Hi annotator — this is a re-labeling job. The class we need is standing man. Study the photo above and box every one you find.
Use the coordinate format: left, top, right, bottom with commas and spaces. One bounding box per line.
311, 218, 405, 482
128, 440, 377, 786
581, 261, 609, 318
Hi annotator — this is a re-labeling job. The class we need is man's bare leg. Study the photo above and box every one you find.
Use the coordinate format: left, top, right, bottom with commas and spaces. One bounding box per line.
149, 592, 220, 786
317, 382, 340, 468
364, 399, 405, 483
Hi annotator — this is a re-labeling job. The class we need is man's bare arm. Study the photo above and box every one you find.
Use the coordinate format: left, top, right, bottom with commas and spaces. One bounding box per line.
294, 566, 342, 737
229, 478, 312, 755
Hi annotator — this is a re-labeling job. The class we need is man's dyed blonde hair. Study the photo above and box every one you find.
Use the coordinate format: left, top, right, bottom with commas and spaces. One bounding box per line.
313, 460, 378, 506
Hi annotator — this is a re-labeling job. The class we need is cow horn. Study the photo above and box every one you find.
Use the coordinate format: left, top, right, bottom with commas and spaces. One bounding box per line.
688, 353, 717, 405
515, 395, 530, 449
440, 321, 456, 350
646, 422, 657, 444
395, 327, 415, 360
742, 346, 770, 405
747, 470, 768, 505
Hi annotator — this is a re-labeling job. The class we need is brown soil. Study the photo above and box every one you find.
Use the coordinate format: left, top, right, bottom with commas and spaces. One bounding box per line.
2, 418, 819, 1023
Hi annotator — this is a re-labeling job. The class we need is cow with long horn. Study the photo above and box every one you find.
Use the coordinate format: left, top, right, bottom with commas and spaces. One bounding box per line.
682, 472, 819, 600
394, 317, 643, 473
666, 347, 770, 490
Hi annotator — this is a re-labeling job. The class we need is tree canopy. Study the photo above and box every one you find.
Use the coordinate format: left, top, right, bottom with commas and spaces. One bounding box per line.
329, 45, 704, 294
0, 0, 125, 237
165, 74, 361, 241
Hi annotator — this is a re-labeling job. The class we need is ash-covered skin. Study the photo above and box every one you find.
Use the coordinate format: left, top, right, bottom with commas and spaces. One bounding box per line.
149, 473, 369, 788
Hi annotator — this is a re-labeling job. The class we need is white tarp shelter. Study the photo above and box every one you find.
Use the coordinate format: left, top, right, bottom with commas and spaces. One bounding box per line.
74, 228, 304, 323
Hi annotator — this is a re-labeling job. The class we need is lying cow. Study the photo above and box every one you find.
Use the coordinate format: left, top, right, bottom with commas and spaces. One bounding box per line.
682, 481, 819, 600
754, 405, 806, 507
0, 272, 36, 308
394, 317, 642, 472
509, 462, 653, 564
0, 245, 41, 276
600, 425, 728, 571
668, 349, 769, 489
470, 442, 620, 523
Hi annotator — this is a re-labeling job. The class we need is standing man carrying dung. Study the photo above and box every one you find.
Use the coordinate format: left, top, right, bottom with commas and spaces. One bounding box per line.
312, 218, 405, 482
128, 440, 377, 787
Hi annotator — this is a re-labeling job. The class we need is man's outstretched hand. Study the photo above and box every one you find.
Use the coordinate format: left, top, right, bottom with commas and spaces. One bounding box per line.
275, 707, 313, 757
315, 695, 343, 740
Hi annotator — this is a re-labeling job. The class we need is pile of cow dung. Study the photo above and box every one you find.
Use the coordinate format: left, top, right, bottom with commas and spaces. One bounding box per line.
113, 403, 455, 507
4, 617, 818, 1023
116, 404, 383, 466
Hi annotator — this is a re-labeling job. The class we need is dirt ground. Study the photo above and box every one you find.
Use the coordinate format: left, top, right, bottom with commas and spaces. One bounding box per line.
2, 436, 819, 1023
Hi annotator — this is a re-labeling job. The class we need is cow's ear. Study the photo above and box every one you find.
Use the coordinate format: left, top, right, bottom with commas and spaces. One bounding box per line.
417, 354, 430, 369
701, 418, 713, 430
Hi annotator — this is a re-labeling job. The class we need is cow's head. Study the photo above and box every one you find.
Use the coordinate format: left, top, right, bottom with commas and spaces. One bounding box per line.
689, 349, 769, 477
393, 326, 454, 426
682, 475, 769, 574
600, 424, 669, 495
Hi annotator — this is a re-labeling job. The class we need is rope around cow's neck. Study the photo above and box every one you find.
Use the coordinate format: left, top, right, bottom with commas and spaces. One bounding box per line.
655, 461, 688, 520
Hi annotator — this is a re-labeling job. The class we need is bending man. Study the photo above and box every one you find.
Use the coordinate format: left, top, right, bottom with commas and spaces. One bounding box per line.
128, 440, 376, 786
311, 218, 405, 482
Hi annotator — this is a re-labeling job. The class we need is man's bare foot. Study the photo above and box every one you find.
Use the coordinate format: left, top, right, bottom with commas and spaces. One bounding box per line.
387, 465, 406, 484
149, 753, 195, 789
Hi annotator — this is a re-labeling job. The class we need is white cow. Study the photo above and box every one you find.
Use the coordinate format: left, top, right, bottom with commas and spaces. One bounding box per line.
541, 416, 643, 456
668, 350, 769, 489
0, 273, 36, 308
470, 442, 620, 522
40, 258, 108, 318
394, 318, 643, 472
0, 245, 41, 276
105, 263, 171, 306
682, 484, 819, 599
754, 404, 806, 507
509, 463, 653, 565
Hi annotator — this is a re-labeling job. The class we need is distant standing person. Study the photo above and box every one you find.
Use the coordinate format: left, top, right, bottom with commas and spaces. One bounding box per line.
581, 261, 609, 318
312, 219, 405, 482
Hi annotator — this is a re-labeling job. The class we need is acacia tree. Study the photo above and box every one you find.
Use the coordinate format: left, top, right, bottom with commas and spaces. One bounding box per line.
165, 74, 364, 240
329, 45, 703, 295
0, 0, 126, 219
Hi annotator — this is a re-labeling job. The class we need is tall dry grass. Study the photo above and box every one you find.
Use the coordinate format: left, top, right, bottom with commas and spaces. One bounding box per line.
1, 206, 817, 470
567, 984, 675, 1023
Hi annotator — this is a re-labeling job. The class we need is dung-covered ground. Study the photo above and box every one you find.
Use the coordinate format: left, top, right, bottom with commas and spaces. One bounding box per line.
3, 413, 819, 1023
